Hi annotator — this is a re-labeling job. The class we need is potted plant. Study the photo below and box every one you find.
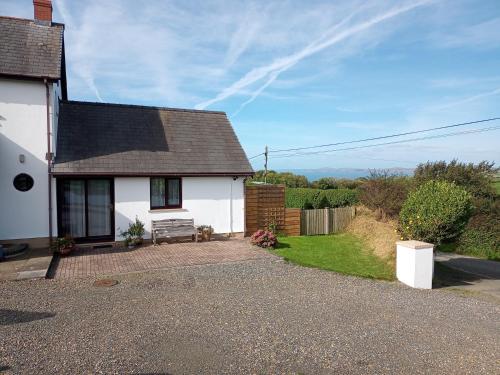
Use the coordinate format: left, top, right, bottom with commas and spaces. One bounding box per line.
120, 217, 145, 248
52, 236, 75, 255
198, 225, 213, 241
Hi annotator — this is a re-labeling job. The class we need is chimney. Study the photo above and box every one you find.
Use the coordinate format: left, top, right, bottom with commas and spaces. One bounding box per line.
33, 0, 52, 23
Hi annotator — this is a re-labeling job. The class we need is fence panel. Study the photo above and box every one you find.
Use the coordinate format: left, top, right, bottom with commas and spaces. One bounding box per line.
284, 208, 301, 236
301, 207, 356, 235
245, 184, 286, 236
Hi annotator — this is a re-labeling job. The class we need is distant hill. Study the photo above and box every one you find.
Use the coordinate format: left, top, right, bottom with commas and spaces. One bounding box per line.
277, 168, 414, 181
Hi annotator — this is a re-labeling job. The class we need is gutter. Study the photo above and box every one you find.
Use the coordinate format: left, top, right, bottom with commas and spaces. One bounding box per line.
44, 79, 53, 248
51, 172, 255, 177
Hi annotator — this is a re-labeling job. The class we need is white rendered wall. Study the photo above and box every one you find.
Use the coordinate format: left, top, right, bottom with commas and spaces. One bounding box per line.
396, 241, 434, 289
114, 177, 245, 240
0, 79, 58, 241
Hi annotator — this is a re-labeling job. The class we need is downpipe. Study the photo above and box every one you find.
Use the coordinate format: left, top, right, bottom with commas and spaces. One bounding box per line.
45, 79, 53, 249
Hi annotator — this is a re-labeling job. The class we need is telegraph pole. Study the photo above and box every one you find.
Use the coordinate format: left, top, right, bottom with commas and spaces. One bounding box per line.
264, 145, 268, 184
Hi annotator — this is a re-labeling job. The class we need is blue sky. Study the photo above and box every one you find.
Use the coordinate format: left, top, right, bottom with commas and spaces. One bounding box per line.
2, 0, 499, 171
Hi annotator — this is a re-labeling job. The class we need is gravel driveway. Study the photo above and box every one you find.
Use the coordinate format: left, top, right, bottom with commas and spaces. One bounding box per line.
1, 257, 499, 374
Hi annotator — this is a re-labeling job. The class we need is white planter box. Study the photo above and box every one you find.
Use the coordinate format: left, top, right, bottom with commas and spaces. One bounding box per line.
396, 240, 434, 289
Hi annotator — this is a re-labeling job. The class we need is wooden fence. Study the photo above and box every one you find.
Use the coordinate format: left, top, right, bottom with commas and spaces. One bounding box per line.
245, 184, 355, 237
245, 185, 300, 236
245, 184, 284, 236
283, 208, 301, 236
300, 207, 356, 235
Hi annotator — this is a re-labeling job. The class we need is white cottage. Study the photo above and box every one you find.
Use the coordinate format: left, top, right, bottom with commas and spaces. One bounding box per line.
0, 1, 253, 249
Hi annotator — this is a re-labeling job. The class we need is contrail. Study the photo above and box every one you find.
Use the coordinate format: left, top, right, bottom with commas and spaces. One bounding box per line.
196, 0, 433, 112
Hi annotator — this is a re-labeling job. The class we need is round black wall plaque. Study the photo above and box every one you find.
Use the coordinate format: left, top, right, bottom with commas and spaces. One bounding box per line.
13, 173, 34, 192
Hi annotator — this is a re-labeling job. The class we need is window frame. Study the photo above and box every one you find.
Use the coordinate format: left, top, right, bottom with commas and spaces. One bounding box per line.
149, 177, 182, 210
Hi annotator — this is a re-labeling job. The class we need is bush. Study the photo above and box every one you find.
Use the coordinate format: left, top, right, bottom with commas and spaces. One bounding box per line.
359, 171, 413, 219
248, 170, 309, 188
455, 213, 500, 260
286, 188, 358, 209
414, 160, 497, 199
250, 230, 277, 248
310, 177, 338, 190
399, 181, 472, 244
310, 177, 363, 190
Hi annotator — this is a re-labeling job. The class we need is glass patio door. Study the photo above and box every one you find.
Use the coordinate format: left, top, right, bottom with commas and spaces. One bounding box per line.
58, 178, 114, 241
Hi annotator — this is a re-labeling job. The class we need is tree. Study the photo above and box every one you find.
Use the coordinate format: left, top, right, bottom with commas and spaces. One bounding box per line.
311, 177, 338, 189
359, 170, 413, 220
414, 160, 497, 199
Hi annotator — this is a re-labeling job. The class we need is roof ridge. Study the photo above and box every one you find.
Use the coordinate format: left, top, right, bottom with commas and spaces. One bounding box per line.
62, 100, 227, 115
0, 15, 64, 28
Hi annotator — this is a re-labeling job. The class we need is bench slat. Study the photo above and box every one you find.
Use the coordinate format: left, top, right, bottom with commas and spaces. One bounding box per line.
151, 218, 197, 244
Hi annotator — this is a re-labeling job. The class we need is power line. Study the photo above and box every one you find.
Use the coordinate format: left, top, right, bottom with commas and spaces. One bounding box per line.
248, 152, 265, 160
269, 117, 500, 154
270, 125, 500, 159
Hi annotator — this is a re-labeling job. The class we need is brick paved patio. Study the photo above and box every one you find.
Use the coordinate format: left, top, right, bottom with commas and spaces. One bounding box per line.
51, 238, 273, 279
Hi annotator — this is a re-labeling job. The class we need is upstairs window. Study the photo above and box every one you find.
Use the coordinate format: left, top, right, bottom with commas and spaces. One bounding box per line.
150, 177, 182, 209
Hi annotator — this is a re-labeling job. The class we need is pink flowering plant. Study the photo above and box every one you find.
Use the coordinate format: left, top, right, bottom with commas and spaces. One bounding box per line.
250, 230, 277, 248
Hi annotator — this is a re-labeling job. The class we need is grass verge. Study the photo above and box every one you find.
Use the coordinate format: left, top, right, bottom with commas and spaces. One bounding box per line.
272, 233, 395, 280
437, 241, 499, 261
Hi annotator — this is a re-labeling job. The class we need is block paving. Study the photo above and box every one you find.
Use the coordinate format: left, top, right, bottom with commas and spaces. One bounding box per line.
52, 238, 273, 279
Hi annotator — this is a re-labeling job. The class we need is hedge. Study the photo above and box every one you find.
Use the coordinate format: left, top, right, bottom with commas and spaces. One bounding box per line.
455, 213, 500, 260
285, 188, 358, 209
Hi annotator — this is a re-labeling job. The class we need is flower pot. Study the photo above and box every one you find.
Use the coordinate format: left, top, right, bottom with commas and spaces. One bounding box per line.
59, 245, 74, 256
202, 228, 212, 241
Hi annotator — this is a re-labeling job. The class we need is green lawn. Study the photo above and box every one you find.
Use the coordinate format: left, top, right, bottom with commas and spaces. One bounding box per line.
272, 233, 395, 280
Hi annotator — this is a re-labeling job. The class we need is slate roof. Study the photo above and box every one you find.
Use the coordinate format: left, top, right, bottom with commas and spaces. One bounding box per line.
0, 16, 64, 80
53, 101, 254, 176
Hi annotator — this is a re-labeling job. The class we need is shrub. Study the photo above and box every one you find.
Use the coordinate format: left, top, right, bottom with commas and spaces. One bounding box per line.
414, 160, 497, 199
248, 170, 309, 188
359, 171, 413, 219
311, 177, 338, 190
455, 213, 500, 260
250, 230, 277, 248
285, 188, 358, 209
311, 177, 363, 190
399, 181, 472, 244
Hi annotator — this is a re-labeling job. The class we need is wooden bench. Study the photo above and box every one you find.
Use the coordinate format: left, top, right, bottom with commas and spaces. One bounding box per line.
151, 218, 198, 245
